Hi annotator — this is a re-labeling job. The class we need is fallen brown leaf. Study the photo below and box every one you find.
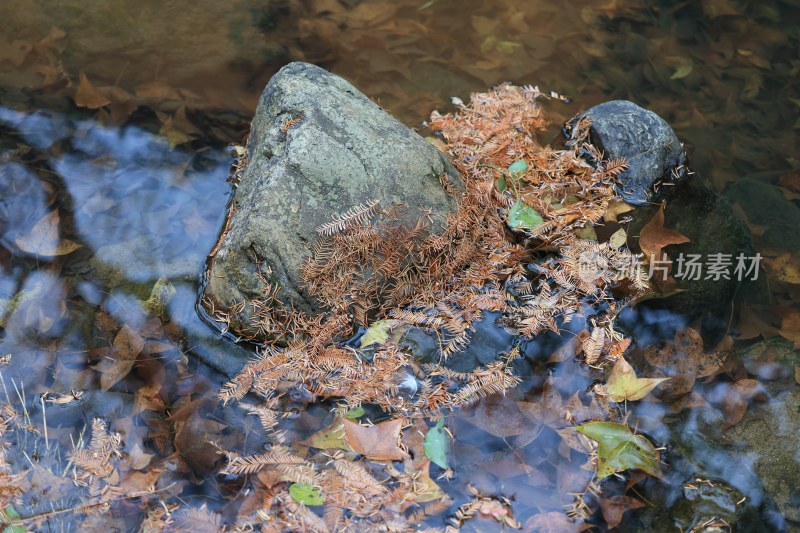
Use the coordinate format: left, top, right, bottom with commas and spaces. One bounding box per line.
722, 378, 768, 429
600, 495, 646, 529
638, 203, 690, 259
74, 73, 111, 109
343, 417, 406, 461
463, 394, 541, 437
95, 325, 144, 391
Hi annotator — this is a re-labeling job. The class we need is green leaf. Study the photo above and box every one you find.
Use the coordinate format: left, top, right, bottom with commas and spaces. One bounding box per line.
345, 406, 365, 419
576, 422, 662, 479
1, 505, 25, 533
507, 160, 528, 175
424, 418, 449, 469
507, 200, 544, 230
497, 175, 507, 193
289, 483, 325, 506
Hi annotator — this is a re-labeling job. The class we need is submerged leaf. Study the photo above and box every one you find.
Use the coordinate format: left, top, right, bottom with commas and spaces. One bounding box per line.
424, 418, 449, 469
507, 200, 544, 230
301, 418, 350, 451
600, 495, 646, 528
638, 204, 690, 259
576, 422, 662, 479
343, 418, 406, 461
605, 357, 669, 402
609, 228, 628, 248
289, 483, 324, 506
95, 325, 145, 391
74, 73, 111, 109
2, 504, 25, 533
15, 211, 82, 257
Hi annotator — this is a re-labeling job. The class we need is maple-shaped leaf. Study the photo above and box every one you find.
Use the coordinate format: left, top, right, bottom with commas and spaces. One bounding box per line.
638, 203, 690, 259
605, 357, 669, 402
600, 495, 646, 529
343, 418, 406, 461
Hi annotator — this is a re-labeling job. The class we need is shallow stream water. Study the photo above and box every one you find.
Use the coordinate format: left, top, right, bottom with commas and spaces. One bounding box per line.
1, 0, 799, 531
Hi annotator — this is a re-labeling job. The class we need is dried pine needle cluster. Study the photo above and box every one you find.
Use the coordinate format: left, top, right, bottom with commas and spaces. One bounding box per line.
217, 83, 647, 410
207, 84, 650, 530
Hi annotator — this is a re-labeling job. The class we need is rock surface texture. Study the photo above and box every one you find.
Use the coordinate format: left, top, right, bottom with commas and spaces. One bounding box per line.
571, 100, 753, 332
572, 100, 687, 205
202, 62, 463, 338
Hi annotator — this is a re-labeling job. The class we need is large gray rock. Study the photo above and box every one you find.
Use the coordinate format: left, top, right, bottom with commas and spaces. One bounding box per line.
203, 62, 463, 339
569, 100, 688, 205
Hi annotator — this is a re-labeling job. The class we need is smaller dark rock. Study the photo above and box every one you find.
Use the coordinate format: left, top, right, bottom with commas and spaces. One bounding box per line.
568, 100, 687, 205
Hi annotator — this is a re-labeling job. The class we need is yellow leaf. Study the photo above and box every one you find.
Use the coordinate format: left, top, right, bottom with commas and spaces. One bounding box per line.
606, 357, 669, 402
603, 201, 634, 222
15, 211, 83, 257
670, 62, 693, 80
360, 319, 402, 348
300, 418, 351, 451
409, 460, 444, 503
609, 228, 628, 248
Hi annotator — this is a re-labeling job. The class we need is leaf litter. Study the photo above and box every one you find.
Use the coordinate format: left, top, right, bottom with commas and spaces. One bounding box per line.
0, 0, 798, 530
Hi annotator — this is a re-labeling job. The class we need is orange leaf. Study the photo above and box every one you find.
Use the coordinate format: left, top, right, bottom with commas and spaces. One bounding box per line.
74, 73, 111, 109
638, 203, 690, 259
343, 418, 406, 461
